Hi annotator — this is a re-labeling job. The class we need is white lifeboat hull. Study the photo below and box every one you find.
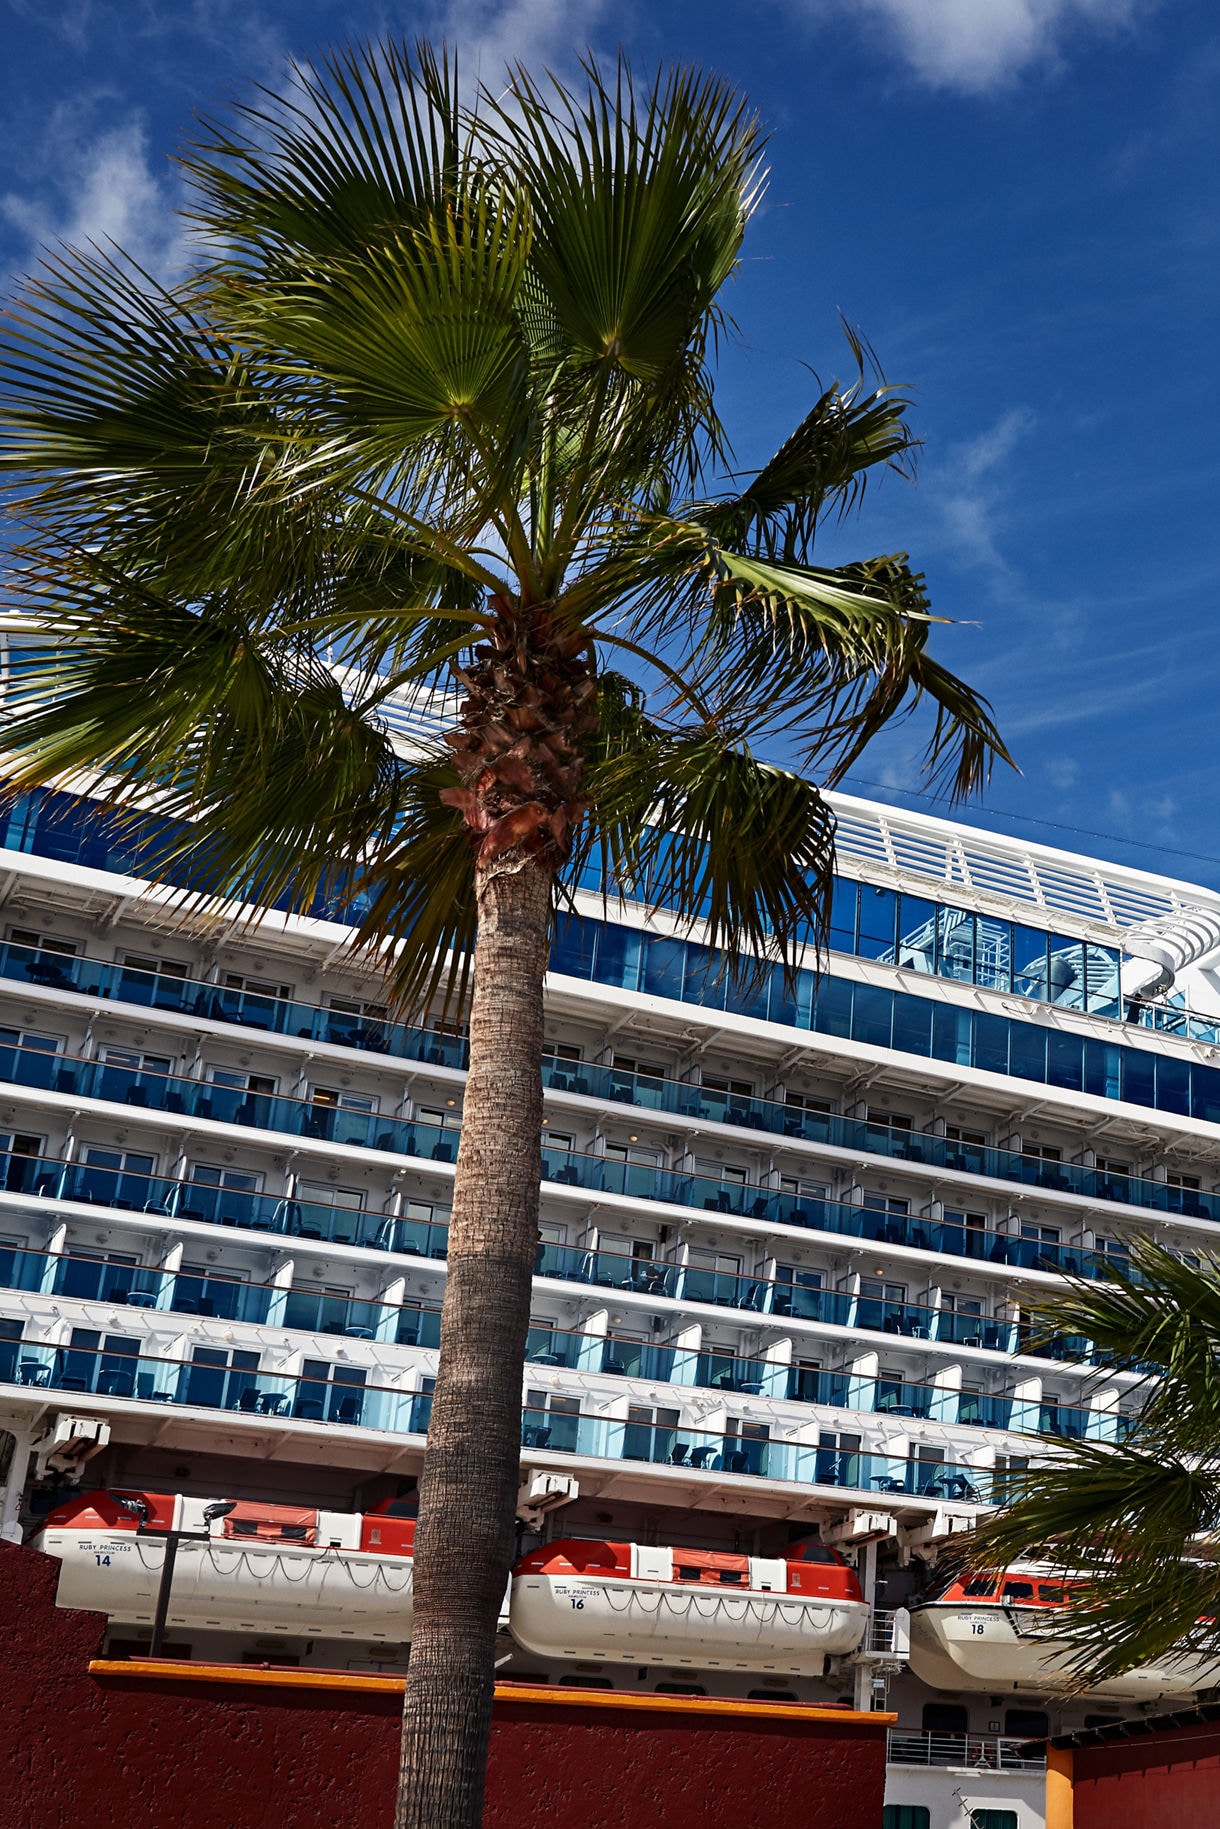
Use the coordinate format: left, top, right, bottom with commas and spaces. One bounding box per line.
509, 1573, 870, 1674
909, 1604, 1220, 1701
41, 1528, 415, 1641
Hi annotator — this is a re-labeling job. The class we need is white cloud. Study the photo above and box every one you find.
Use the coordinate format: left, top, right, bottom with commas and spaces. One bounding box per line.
929, 405, 1033, 574
2, 110, 185, 281
795, 0, 1149, 93
436, 0, 610, 90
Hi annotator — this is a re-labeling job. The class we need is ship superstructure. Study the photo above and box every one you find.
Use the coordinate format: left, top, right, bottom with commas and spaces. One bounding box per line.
2, 626, 1220, 1826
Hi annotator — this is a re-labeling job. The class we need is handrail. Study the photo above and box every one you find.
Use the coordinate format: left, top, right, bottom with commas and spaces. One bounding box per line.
0, 1037, 1156, 1286
0, 1238, 1132, 1431
886, 1729, 1045, 1771
0, 1335, 1000, 1501
0, 1175, 1107, 1368
0, 937, 1212, 1236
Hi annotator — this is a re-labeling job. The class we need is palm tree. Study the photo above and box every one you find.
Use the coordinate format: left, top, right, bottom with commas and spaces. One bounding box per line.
968, 1238, 1220, 1689
0, 40, 1010, 1827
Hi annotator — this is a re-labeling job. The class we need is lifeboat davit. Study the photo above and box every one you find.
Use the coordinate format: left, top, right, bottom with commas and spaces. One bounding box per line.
34, 1490, 419, 1642
909, 1570, 1220, 1702
509, 1538, 869, 1675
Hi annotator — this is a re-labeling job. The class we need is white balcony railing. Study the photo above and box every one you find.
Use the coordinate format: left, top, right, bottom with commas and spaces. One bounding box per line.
887, 1731, 1045, 1772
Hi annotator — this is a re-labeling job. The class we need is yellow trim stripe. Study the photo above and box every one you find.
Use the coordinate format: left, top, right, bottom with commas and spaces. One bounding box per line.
88, 1659, 893, 1724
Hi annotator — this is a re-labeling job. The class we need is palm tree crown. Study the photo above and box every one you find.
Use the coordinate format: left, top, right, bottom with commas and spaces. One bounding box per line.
0, 42, 1006, 973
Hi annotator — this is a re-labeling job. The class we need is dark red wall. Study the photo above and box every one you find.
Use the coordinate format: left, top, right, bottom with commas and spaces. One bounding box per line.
0, 1542, 886, 1829
1071, 1721, 1220, 1829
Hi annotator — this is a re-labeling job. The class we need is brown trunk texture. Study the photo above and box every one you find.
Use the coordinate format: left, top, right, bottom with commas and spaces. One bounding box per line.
395, 856, 553, 1829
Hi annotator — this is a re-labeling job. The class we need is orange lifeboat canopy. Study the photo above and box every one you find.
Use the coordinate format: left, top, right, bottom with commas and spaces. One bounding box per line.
360, 1496, 418, 1557
40, 1489, 176, 1533
934, 1571, 1072, 1608
514, 1540, 631, 1579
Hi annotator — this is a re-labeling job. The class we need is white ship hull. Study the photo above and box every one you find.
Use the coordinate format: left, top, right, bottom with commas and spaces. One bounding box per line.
909, 1604, 1220, 1701
509, 1572, 870, 1674
43, 1529, 415, 1640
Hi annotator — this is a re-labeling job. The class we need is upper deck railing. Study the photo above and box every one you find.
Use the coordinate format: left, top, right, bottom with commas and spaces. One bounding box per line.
0, 941, 1216, 1242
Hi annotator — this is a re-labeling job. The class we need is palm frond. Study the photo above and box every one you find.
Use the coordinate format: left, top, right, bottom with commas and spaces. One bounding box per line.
697, 328, 918, 559
576, 680, 834, 968
185, 38, 464, 266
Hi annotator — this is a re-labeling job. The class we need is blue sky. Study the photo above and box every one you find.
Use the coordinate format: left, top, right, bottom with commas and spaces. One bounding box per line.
3, 0, 1219, 886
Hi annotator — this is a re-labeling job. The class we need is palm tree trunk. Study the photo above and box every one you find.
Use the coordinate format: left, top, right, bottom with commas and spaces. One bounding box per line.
395, 854, 553, 1829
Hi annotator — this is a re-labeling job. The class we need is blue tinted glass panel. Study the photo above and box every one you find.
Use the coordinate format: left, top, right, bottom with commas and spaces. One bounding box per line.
892, 994, 933, 1057
640, 934, 686, 1001
724, 963, 772, 1021
1013, 927, 1049, 1000
975, 916, 1012, 993
1193, 1066, 1220, 1125
683, 945, 727, 1011
1156, 1055, 1191, 1116
768, 964, 813, 1029
974, 1013, 1009, 1076
828, 878, 857, 953
1121, 1050, 1156, 1107
1008, 1022, 1047, 1082
596, 925, 641, 992
853, 984, 894, 1049
1086, 945, 1122, 1018
1084, 1041, 1121, 1101
812, 979, 853, 1038
931, 1002, 972, 1066
1047, 1030, 1084, 1091
1048, 938, 1087, 1010
551, 913, 595, 979
937, 908, 974, 982
895, 897, 937, 974
856, 886, 898, 961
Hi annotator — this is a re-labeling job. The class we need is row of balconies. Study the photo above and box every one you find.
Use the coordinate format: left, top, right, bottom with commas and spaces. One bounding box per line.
0, 1316, 1017, 1508
0, 1234, 1135, 1443
0, 1166, 1129, 1381
0, 927, 1216, 1231
0, 1027, 1195, 1308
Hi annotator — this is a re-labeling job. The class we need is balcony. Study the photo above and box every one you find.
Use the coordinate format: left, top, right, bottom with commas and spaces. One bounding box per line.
0, 1334, 997, 1503
0, 1168, 1109, 1371
0, 937, 1217, 1237
887, 1731, 1045, 1772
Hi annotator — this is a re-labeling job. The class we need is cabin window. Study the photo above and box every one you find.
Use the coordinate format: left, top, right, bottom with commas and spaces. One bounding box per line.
963, 1576, 997, 1597
1001, 1580, 1035, 1601
221, 971, 292, 1003
1004, 1708, 1048, 1739
883, 1809, 930, 1829
922, 1703, 968, 1732
9, 927, 77, 957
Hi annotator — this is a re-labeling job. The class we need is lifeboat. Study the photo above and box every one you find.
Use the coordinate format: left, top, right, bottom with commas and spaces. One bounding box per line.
35, 1490, 419, 1642
909, 1569, 1220, 1701
508, 1538, 869, 1675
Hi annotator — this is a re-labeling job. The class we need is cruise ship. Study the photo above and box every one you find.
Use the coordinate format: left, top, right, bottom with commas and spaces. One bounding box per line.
2, 621, 1219, 1829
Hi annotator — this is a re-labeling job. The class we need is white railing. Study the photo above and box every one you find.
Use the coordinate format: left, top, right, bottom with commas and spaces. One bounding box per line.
863, 1608, 911, 1655
887, 1731, 1045, 1772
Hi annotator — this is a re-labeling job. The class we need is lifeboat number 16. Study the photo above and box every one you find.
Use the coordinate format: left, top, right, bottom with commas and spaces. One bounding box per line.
569, 1596, 586, 1609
